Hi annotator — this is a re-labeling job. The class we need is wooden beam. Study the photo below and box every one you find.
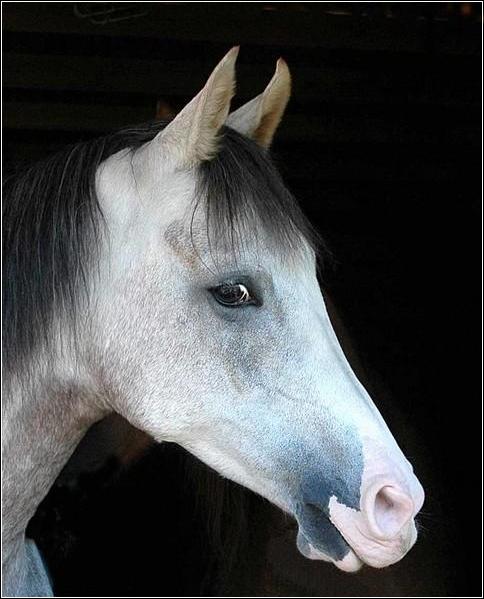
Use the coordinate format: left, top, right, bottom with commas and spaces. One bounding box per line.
2, 2, 480, 54
4, 100, 479, 147
4, 52, 479, 107
3, 101, 154, 133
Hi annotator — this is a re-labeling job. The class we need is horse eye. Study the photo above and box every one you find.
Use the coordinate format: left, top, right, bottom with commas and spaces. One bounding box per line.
210, 283, 257, 308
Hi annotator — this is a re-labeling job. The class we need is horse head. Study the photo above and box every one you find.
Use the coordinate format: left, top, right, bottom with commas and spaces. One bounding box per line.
93, 48, 424, 571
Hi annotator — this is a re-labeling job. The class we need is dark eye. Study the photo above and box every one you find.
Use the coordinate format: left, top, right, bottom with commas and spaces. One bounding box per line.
210, 283, 257, 308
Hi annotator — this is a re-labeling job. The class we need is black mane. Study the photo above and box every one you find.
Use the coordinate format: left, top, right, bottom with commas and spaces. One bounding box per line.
3, 121, 320, 374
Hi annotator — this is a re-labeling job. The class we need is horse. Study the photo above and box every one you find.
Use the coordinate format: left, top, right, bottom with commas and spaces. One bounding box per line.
2, 47, 425, 597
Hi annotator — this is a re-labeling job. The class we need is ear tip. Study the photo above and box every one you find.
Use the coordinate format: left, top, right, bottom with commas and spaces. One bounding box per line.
274, 59, 292, 97
276, 57, 291, 78
211, 46, 239, 84
225, 46, 240, 63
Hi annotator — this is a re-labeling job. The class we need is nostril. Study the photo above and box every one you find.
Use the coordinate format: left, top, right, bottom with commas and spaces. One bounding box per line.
369, 485, 415, 540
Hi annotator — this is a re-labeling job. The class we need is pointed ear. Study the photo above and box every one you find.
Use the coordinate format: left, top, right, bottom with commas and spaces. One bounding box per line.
226, 58, 291, 148
152, 47, 239, 165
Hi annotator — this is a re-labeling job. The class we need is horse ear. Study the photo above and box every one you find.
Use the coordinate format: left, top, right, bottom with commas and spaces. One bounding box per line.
226, 58, 291, 148
153, 47, 238, 164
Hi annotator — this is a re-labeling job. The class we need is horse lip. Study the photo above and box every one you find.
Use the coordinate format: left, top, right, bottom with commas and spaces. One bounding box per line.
296, 528, 363, 571
295, 503, 360, 567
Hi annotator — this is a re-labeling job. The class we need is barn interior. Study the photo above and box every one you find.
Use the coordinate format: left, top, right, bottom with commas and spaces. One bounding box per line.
2, 2, 482, 596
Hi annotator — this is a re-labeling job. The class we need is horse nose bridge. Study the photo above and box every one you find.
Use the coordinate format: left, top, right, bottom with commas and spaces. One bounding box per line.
312, 338, 392, 441
312, 306, 376, 406
315, 320, 406, 452
310, 302, 420, 487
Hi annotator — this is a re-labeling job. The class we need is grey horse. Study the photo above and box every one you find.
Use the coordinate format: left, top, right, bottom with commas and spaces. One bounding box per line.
2, 48, 424, 596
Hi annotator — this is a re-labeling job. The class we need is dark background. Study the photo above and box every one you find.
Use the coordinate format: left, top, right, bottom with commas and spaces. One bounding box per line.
3, 2, 482, 597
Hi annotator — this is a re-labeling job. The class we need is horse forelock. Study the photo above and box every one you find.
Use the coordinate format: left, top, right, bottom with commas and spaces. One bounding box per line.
195, 126, 324, 265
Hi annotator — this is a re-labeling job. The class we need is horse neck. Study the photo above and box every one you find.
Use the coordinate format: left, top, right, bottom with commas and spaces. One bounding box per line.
1, 356, 106, 555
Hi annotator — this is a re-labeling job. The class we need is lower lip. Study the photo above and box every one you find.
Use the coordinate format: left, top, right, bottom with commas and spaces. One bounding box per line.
306, 541, 363, 572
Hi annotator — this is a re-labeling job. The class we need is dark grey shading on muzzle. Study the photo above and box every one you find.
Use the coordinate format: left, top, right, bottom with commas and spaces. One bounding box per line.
296, 503, 352, 561
294, 433, 364, 561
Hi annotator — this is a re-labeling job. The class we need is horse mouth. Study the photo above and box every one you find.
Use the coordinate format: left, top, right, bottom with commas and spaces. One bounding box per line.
294, 500, 364, 572
295, 502, 418, 572
296, 529, 363, 572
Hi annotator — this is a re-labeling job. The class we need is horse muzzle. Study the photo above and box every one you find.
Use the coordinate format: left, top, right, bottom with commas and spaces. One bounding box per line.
295, 461, 425, 571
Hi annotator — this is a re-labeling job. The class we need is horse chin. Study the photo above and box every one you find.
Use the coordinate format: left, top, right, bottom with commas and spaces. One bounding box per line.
296, 530, 363, 572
